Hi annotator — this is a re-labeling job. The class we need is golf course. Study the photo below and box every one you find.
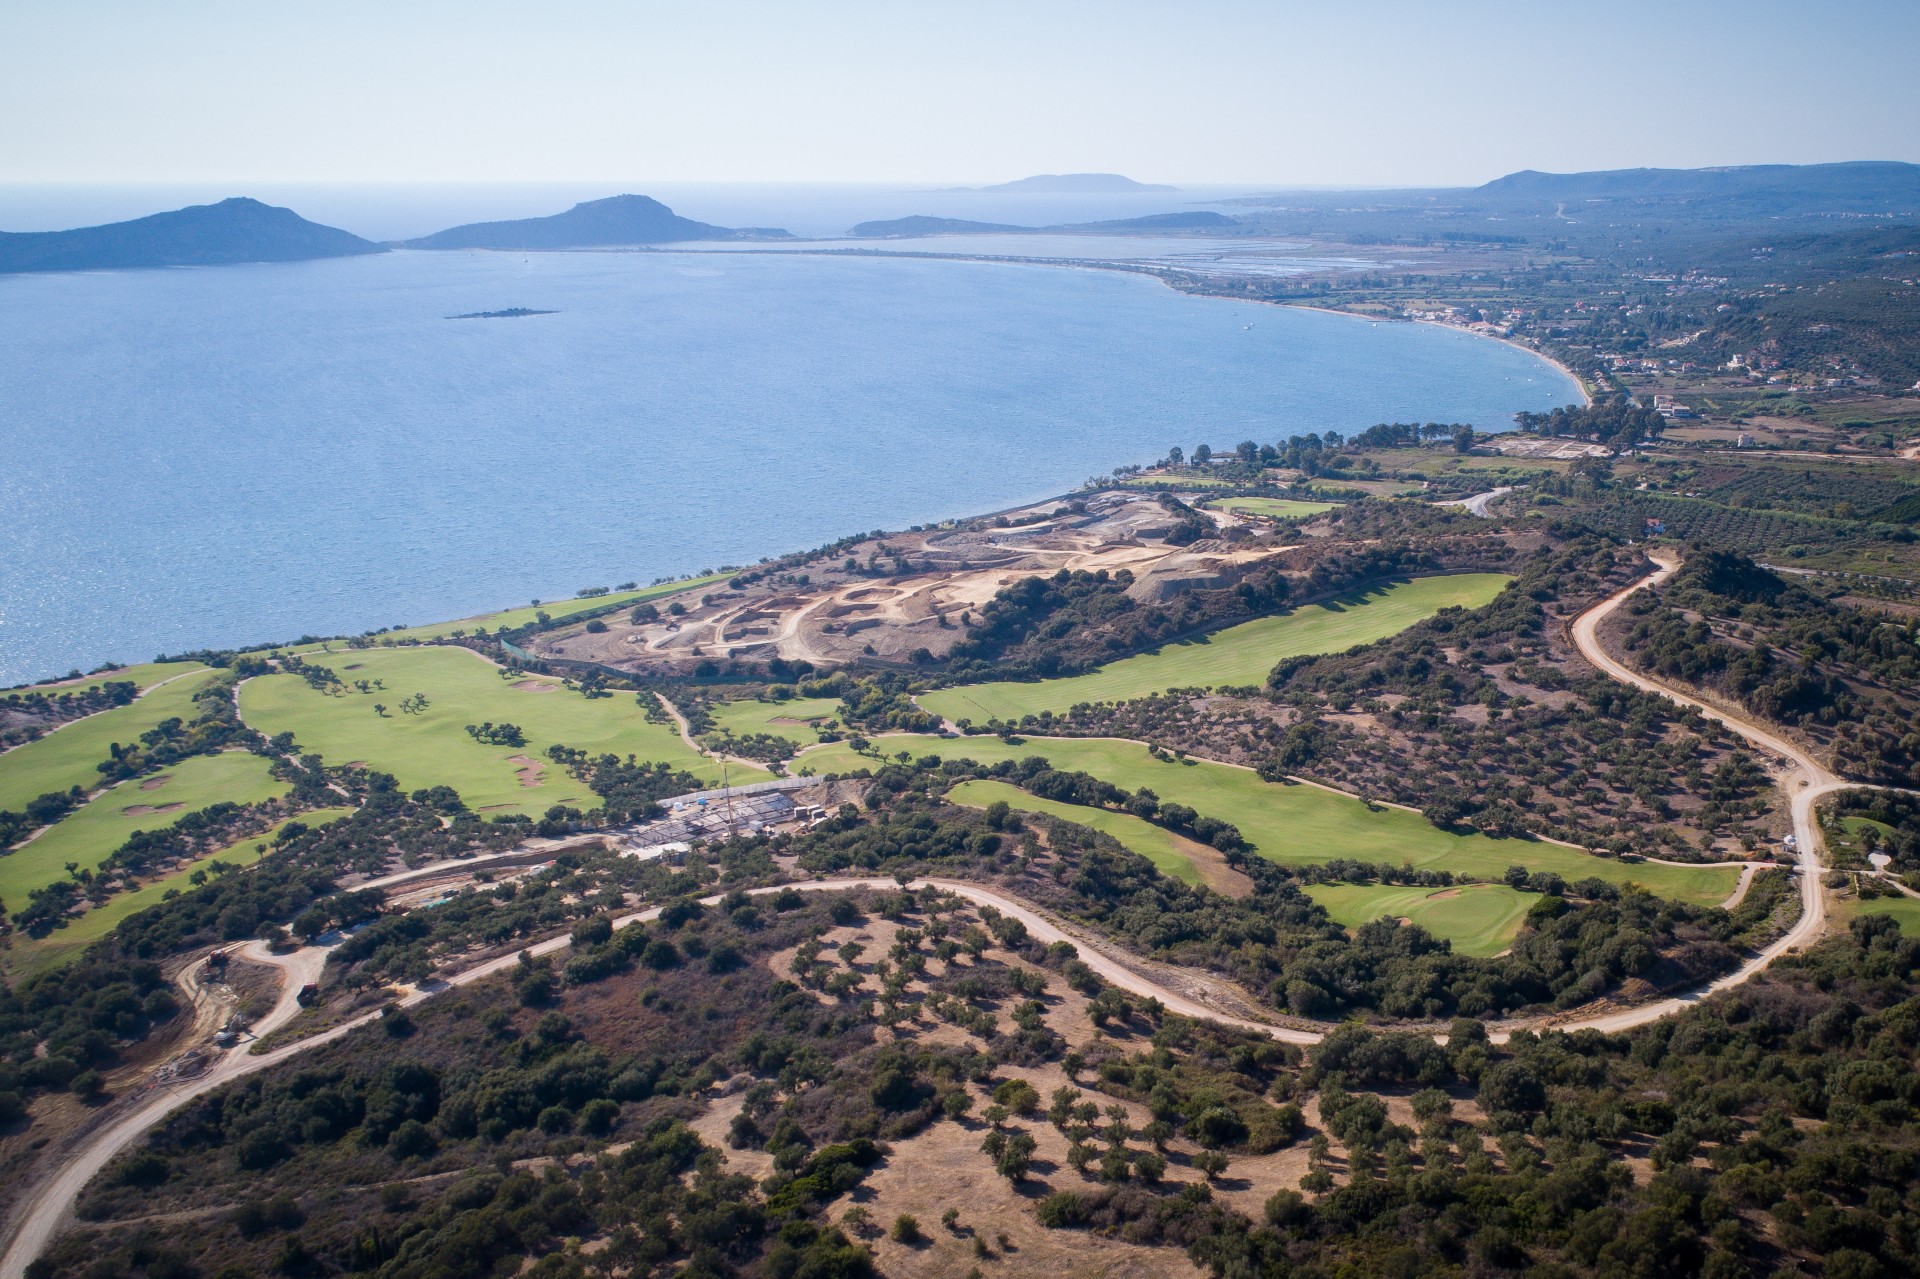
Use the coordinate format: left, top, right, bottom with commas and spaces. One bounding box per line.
238, 646, 761, 816
797, 733, 1739, 906
0, 750, 288, 912
946, 777, 1214, 888
0, 665, 225, 813
1305, 881, 1533, 958
918, 573, 1512, 724
706, 695, 844, 748
373, 574, 730, 644
1208, 496, 1340, 520
3, 805, 355, 979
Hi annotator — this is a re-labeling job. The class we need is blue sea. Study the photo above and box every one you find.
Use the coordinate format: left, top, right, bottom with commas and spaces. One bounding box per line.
0, 224, 1579, 685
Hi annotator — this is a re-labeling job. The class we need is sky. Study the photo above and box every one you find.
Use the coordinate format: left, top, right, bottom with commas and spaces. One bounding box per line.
3, 0, 1918, 188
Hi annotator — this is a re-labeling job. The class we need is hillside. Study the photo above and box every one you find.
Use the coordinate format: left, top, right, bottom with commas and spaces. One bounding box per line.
403, 194, 792, 250
1474, 160, 1920, 215
0, 198, 384, 275
848, 211, 1238, 238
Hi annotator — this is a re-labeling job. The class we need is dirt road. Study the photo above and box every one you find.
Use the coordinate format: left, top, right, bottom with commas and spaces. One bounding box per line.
0, 551, 1898, 1276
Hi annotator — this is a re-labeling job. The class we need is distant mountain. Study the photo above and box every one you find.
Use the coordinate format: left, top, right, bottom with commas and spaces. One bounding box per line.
0, 198, 384, 275
849, 211, 1237, 238
404, 195, 792, 250
1475, 162, 1920, 214
973, 173, 1179, 194
848, 216, 1027, 237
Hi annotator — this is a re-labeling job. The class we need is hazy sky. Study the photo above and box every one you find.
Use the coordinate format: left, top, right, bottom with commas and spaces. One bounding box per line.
4, 0, 1917, 187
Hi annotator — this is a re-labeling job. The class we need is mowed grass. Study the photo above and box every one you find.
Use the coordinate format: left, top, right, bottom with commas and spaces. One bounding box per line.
375, 575, 731, 643
239, 647, 761, 816
947, 778, 1208, 887
707, 696, 844, 747
1208, 497, 1339, 520
0, 666, 225, 813
3, 806, 354, 980
797, 734, 1739, 905
1841, 892, 1920, 937
12, 660, 208, 696
919, 573, 1513, 724
0, 751, 288, 909
1306, 882, 1533, 957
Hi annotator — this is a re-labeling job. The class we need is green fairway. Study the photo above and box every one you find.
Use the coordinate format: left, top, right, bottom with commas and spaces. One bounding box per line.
4, 805, 354, 980
947, 778, 1208, 887
239, 647, 761, 816
1843, 892, 1920, 937
0, 666, 225, 813
1208, 497, 1339, 520
374, 575, 731, 643
14, 661, 208, 696
0, 751, 288, 910
707, 696, 844, 748
798, 734, 1738, 905
1306, 882, 1532, 957
1123, 475, 1233, 488
919, 573, 1513, 724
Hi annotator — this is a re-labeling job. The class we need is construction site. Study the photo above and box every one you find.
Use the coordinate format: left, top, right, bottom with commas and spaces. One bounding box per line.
529, 489, 1292, 676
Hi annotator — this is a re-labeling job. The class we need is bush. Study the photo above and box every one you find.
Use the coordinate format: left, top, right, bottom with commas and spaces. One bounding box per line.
891, 1214, 921, 1243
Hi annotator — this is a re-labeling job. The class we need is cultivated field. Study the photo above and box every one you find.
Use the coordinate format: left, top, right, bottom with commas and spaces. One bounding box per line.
918, 573, 1513, 724
238, 647, 756, 815
1305, 882, 1532, 957
0, 666, 223, 812
799, 734, 1739, 904
0, 750, 287, 910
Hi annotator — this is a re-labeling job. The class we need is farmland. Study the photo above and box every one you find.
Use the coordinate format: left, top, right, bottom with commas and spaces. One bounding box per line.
238, 647, 757, 816
918, 573, 1513, 724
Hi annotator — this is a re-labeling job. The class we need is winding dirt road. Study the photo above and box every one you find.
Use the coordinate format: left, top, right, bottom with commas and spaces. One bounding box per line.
0, 550, 1895, 1276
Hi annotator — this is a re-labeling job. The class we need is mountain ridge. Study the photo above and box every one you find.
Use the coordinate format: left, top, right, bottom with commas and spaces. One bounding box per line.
0, 198, 385, 275
402, 194, 792, 250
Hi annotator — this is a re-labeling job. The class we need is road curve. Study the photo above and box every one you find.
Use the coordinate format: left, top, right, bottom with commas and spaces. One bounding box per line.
0, 553, 1890, 1275
1557, 551, 1838, 1032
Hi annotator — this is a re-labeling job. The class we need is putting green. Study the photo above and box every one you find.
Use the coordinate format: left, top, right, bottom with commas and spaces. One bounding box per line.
798, 734, 1738, 905
0, 666, 226, 814
1209, 497, 1339, 520
4, 805, 355, 980
239, 647, 762, 816
1305, 882, 1532, 957
919, 573, 1513, 725
0, 751, 289, 911
947, 778, 1207, 887
707, 696, 844, 748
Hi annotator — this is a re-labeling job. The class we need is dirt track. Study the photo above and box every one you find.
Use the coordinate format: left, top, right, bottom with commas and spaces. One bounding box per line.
3, 551, 1909, 1277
